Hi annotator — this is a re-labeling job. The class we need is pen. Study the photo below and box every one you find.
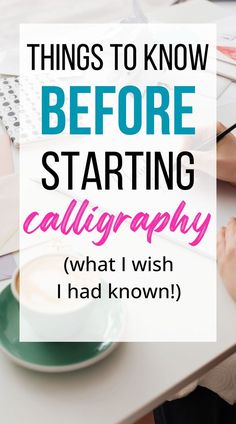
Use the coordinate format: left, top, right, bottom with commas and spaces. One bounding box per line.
197, 122, 236, 151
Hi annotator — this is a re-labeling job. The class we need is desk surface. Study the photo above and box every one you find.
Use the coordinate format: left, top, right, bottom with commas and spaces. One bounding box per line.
0, 180, 235, 424
3, 102, 236, 424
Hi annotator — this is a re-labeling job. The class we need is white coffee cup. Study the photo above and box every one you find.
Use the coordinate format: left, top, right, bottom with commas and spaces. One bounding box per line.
11, 254, 106, 341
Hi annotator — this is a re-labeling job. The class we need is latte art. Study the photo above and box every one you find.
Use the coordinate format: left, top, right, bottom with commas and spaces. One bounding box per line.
17, 255, 97, 313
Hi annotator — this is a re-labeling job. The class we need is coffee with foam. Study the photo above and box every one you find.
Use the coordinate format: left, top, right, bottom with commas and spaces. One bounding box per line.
17, 255, 97, 314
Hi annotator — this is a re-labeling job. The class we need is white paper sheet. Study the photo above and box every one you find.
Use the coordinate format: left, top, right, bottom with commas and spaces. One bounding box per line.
218, 82, 236, 107
0, 0, 132, 74
217, 75, 231, 98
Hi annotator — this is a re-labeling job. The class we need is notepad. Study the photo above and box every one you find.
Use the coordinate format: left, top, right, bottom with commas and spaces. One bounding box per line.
0, 75, 63, 147
217, 16, 236, 66
0, 76, 19, 144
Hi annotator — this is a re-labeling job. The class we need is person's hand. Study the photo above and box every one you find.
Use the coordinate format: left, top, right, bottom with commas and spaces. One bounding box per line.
217, 122, 236, 186
179, 122, 236, 185
218, 218, 236, 301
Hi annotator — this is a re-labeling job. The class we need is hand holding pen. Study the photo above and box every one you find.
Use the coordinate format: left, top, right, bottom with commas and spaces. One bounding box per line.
180, 122, 236, 186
